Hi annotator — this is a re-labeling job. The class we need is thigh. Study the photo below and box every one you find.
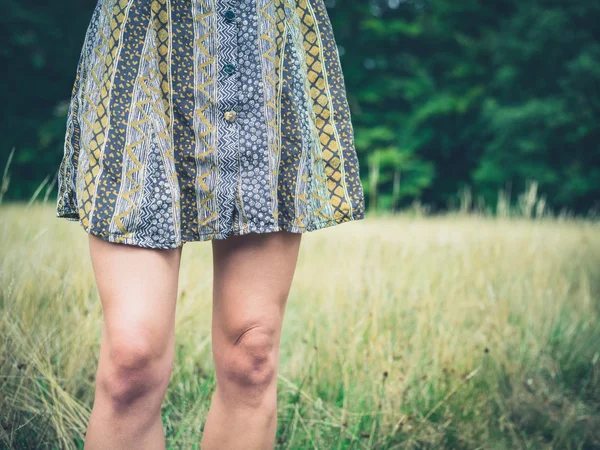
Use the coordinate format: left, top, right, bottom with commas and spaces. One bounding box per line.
88, 234, 183, 358
210, 231, 302, 347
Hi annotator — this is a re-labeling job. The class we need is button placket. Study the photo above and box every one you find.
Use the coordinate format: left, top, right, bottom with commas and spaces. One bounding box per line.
222, 3, 237, 79
221, 1, 239, 123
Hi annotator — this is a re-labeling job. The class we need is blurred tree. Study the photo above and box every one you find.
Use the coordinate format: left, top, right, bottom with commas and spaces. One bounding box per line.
1, 0, 599, 214
1, 0, 95, 199
473, 1, 600, 212
331, 0, 600, 213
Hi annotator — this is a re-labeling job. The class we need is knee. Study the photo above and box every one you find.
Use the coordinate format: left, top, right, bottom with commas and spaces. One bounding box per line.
221, 325, 278, 394
98, 333, 172, 410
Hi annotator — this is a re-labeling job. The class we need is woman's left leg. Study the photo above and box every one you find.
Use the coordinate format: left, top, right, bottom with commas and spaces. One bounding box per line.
201, 230, 302, 450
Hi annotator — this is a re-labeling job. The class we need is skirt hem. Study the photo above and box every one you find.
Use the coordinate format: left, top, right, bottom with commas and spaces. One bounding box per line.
56, 208, 365, 249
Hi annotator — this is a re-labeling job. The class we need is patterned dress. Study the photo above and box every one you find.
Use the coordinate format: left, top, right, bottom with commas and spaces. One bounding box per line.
56, 0, 366, 249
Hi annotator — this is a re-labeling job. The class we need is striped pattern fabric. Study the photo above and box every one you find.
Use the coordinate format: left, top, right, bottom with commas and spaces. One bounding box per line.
56, 0, 366, 248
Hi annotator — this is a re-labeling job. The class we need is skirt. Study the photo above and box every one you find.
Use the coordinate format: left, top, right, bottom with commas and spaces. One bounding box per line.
55, 0, 366, 249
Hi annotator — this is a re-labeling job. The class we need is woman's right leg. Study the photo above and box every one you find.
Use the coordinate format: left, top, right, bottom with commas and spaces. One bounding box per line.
84, 234, 183, 450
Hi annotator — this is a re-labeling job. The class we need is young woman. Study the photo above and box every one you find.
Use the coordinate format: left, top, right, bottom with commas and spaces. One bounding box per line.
56, 0, 365, 448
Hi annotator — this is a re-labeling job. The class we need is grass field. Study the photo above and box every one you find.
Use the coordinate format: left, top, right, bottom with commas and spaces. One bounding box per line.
1, 203, 599, 449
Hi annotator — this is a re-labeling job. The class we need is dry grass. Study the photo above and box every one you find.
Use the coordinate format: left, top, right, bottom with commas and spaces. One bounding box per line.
1, 203, 599, 449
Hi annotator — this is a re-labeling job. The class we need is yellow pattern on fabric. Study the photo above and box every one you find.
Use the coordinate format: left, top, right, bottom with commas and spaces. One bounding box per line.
194, 2, 219, 233
297, 0, 351, 222
80, 1, 130, 228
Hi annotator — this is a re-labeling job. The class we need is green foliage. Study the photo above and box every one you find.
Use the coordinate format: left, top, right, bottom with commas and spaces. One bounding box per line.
1, 0, 599, 214
1, 0, 93, 199
331, 0, 600, 213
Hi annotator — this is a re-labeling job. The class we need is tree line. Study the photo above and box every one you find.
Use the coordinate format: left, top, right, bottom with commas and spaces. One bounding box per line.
2, 0, 599, 215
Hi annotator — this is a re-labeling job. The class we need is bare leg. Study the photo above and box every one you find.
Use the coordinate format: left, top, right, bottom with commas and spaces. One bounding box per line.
84, 234, 183, 450
201, 231, 302, 450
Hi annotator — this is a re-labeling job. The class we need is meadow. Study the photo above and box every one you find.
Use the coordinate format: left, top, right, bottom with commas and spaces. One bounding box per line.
1, 202, 599, 449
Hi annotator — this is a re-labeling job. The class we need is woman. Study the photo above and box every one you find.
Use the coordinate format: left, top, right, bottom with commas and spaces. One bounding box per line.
55, 0, 365, 448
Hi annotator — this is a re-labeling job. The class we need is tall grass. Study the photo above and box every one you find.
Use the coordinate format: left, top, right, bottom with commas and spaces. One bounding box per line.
0, 150, 599, 449
1, 200, 599, 449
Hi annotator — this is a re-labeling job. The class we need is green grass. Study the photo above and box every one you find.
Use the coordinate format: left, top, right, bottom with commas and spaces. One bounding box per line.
1, 203, 599, 449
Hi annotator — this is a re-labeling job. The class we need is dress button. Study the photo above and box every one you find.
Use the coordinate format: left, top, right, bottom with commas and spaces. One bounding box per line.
223, 63, 236, 75
224, 9, 236, 23
224, 111, 237, 122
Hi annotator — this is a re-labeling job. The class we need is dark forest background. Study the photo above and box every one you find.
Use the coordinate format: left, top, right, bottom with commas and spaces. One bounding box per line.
1, 0, 599, 215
